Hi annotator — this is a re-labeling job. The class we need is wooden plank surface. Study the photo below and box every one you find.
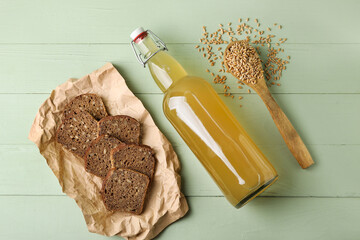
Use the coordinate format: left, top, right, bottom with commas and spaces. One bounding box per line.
1, 94, 358, 145
1, 0, 359, 239
1, 196, 359, 240
1, 144, 359, 197
0, 44, 359, 94
0, 0, 359, 44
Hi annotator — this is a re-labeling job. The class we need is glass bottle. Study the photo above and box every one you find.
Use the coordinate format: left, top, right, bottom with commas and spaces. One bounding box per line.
130, 27, 278, 208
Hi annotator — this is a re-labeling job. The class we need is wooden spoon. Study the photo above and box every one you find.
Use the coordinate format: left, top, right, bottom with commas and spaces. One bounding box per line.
224, 40, 314, 169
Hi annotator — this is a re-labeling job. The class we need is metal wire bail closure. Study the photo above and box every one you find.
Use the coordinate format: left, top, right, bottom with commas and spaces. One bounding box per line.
130, 30, 168, 68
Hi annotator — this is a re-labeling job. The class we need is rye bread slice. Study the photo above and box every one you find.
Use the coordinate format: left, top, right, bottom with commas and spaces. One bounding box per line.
98, 115, 141, 144
84, 135, 124, 178
63, 94, 108, 121
101, 168, 150, 214
56, 110, 98, 158
110, 144, 156, 180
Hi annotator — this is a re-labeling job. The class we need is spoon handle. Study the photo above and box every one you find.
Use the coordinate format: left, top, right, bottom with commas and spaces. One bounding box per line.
256, 86, 314, 169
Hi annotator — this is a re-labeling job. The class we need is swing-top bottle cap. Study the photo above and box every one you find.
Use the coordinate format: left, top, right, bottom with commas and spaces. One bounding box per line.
130, 27, 146, 41
130, 27, 168, 67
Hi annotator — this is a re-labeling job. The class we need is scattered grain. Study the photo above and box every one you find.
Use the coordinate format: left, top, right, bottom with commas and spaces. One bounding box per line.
196, 18, 290, 105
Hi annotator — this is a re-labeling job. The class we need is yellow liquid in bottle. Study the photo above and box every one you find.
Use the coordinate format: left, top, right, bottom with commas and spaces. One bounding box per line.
137, 35, 278, 208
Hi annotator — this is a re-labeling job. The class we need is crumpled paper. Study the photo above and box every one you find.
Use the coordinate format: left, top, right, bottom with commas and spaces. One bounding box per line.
28, 62, 189, 239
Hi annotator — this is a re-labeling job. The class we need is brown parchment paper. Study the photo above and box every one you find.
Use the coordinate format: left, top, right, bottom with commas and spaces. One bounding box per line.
28, 62, 189, 239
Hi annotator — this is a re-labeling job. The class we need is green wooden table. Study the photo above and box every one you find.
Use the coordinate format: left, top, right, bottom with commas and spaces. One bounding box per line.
1, 0, 360, 239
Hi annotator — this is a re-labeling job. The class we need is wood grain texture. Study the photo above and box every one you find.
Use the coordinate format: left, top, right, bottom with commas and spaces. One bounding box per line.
0, 0, 359, 238
1, 94, 358, 146
1, 144, 359, 197
0, 44, 359, 94
252, 79, 314, 168
0, 0, 359, 43
1, 196, 360, 240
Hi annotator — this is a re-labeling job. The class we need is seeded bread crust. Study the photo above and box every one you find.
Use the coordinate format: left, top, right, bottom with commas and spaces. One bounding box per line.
56, 110, 98, 158
110, 144, 156, 180
101, 168, 150, 214
98, 115, 141, 144
62, 94, 108, 121
84, 135, 125, 178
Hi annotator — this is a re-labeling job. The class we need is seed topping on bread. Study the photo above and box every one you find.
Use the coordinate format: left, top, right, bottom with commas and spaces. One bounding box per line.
101, 168, 150, 214
84, 135, 124, 178
56, 110, 98, 158
63, 93, 108, 121
110, 144, 156, 180
98, 115, 141, 144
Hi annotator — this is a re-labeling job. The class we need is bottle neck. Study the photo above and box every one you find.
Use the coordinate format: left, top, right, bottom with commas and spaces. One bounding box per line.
135, 34, 160, 59
135, 34, 188, 92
